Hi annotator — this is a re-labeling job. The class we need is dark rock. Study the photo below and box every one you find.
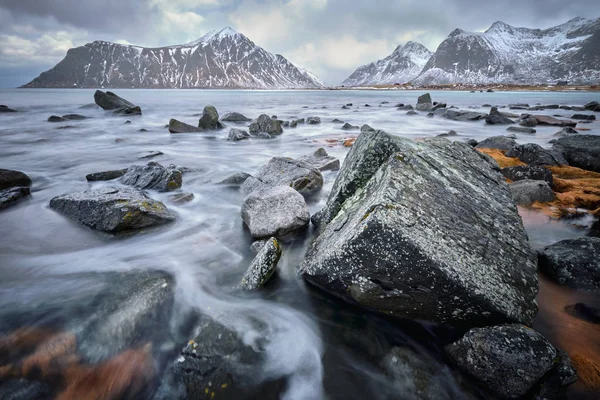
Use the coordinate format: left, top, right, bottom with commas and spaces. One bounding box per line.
506, 126, 536, 134
505, 143, 568, 166
78, 103, 99, 109
525, 114, 577, 127
114, 106, 142, 116
564, 303, 600, 324
0, 105, 17, 112
297, 148, 340, 171
341, 105, 349, 109
341, 122, 359, 130
509, 180, 555, 205
85, 169, 127, 182
302, 132, 537, 327
417, 93, 432, 105
559, 105, 573, 110
534, 350, 577, 400
466, 139, 478, 147
62, 114, 89, 120
332, 118, 344, 123
427, 112, 434, 118
49, 187, 175, 232
241, 185, 310, 239
442, 109, 486, 121
170, 192, 195, 205
290, 120, 298, 128
241, 157, 323, 196
501, 165, 553, 186
475, 135, 518, 152
57, 125, 76, 130
94, 90, 136, 110
138, 150, 164, 160
0, 169, 32, 190
219, 172, 252, 186
485, 114, 515, 125
406, 110, 418, 115
583, 101, 600, 111
553, 127, 578, 137
486, 89, 494, 92
519, 116, 539, 127
48, 115, 67, 122
120, 162, 182, 192
282, 121, 289, 127
271, 115, 277, 119
221, 112, 251, 122
552, 135, 600, 172
436, 130, 457, 137
228, 128, 250, 142
249, 114, 282, 137
544, 105, 560, 109
198, 105, 225, 130
0, 187, 31, 210
138, 128, 149, 132
169, 118, 200, 133
125, 120, 132, 124
571, 114, 596, 121
361, 124, 375, 133
482, 104, 492, 107
0, 379, 50, 400
295, 118, 305, 124
241, 237, 281, 290
306, 116, 321, 124
538, 237, 600, 290
446, 324, 557, 399
346, 103, 353, 106
509, 103, 530, 109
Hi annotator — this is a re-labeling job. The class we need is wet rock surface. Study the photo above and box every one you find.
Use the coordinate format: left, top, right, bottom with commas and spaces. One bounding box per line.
509, 179, 555, 205
552, 134, 600, 173
228, 128, 250, 141
0, 187, 31, 210
221, 112, 251, 122
505, 143, 568, 166
249, 114, 282, 138
197, 105, 225, 130
49, 187, 175, 232
120, 162, 183, 192
506, 126, 536, 134
538, 237, 600, 290
297, 148, 340, 171
0, 169, 32, 190
501, 165, 553, 186
85, 169, 128, 182
0, 105, 17, 112
301, 132, 538, 327
240, 237, 281, 290
241, 157, 323, 196
169, 119, 200, 133
219, 172, 252, 186
475, 135, 518, 152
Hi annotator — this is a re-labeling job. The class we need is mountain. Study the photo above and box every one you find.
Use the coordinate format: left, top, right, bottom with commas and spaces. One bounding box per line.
415, 17, 600, 85
342, 41, 432, 86
22, 27, 323, 89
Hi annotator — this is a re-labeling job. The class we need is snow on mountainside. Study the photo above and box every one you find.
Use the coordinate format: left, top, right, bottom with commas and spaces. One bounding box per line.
22, 27, 323, 89
415, 17, 600, 85
342, 41, 433, 86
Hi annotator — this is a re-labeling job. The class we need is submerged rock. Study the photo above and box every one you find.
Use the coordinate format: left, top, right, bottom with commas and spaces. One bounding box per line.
446, 324, 558, 399
584, 101, 600, 112
553, 127, 578, 137
552, 134, 600, 173
415, 93, 432, 112
221, 112, 251, 122
241, 157, 323, 196
241, 185, 310, 239
505, 143, 568, 166
49, 187, 175, 232
198, 105, 225, 130
0, 187, 31, 210
48, 115, 67, 122
538, 237, 600, 290
564, 302, 600, 324
169, 119, 200, 133
501, 165, 553, 186
241, 237, 281, 290
571, 114, 596, 121
114, 106, 142, 116
341, 122, 359, 130
228, 128, 250, 142
525, 114, 576, 127
219, 172, 252, 186
302, 132, 538, 327
0, 105, 17, 112
509, 179, 555, 205
120, 162, 183, 192
506, 126, 536, 134
306, 116, 321, 125
249, 114, 282, 137
436, 130, 457, 138
297, 148, 340, 171
518, 116, 539, 127
0, 169, 32, 190
485, 114, 515, 125
85, 169, 128, 182
170, 192, 195, 205
94, 90, 136, 110
442, 109, 486, 122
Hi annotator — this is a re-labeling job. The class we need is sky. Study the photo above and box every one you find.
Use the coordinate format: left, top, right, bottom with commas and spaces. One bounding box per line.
0, 0, 599, 87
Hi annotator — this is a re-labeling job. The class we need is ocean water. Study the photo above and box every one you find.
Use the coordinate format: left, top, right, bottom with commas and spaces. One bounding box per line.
0, 88, 599, 399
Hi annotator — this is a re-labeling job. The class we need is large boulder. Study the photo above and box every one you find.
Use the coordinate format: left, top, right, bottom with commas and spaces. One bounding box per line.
241, 157, 323, 196
94, 90, 136, 110
519, 116, 539, 127
571, 113, 596, 121
0, 187, 31, 210
552, 134, 600, 173
505, 143, 568, 166
538, 237, 600, 290
442, 109, 486, 122
120, 162, 183, 192
501, 165, 553, 186
249, 114, 282, 138
416, 93, 433, 112
240, 237, 281, 290
485, 114, 515, 125
198, 105, 225, 130
0, 169, 32, 190
301, 132, 538, 327
583, 101, 600, 112
524, 114, 576, 127
49, 187, 175, 232
241, 185, 310, 239
221, 112, 251, 122
169, 119, 200, 133
475, 136, 518, 152
297, 148, 340, 171
509, 180, 555, 205
445, 324, 559, 399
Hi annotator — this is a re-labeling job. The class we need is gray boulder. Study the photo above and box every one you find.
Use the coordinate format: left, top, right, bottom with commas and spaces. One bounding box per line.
198, 105, 225, 130
442, 109, 486, 121
0, 379, 49, 400
0, 169, 32, 190
120, 162, 183, 192
584, 101, 600, 111
485, 114, 515, 125
436, 130, 457, 138
114, 106, 142, 116
306, 116, 321, 125
571, 113, 595, 120
49, 187, 175, 232
525, 114, 576, 127
475, 135, 518, 152
406, 110, 418, 115
0, 187, 31, 210
302, 133, 538, 327
553, 127, 578, 137
341, 122, 359, 130
249, 114, 283, 137
417, 93, 432, 105
170, 192, 194, 205
506, 126, 536, 134
0, 105, 17, 112
228, 128, 250, 142
509, 179, 555, 205
169, 118, 200, 133
86, 169, 128, 182
552, 134, 600, 172
446, 325, 558, 399
505, 143, 568, 166
62, 113, 89, 120
361, 124, 375, 133
241, 157, 323, 196
219, 172, 252, 186
221, 112, 251, 122
241, 185, 310, 239
519, 116, 538, 127
94, 90, 136, 110
501, 165, 553, 186
538, 237, 600, 290
297, 148, 340, 171
534, 350, 577, 400
48, 115, 67, 122
240, 237, 281, 290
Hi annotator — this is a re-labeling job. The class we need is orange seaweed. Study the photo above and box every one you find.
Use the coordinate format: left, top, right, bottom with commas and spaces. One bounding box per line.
476, 148, 526, 168
571, 354, 600, 391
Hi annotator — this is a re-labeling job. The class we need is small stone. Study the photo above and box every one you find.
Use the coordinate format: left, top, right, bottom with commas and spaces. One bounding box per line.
509, 179, 555, 205
240, 237, 281, 290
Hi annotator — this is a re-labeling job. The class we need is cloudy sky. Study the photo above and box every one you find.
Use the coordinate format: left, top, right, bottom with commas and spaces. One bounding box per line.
0, 0, 599, 87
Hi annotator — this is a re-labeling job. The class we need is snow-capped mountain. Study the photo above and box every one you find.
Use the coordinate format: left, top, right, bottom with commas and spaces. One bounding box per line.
342, 41, 432, 86
22, 27, 323, 89
415, 17, 600, 85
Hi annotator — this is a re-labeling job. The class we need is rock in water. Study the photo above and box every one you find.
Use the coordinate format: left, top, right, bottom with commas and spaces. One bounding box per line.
221, 112, 252, 122
0, 169, 32, 190
306, 116, 321, 124
0, 379, 50, 400
505, 143, 568, 166
120, 162, 183, 192
553, 127, 578, 137
198, 105, 225, 130
501, 165, 553, 186
0, 187, 31, 210
49, 187, 175, 232
301, 132, 538, 327
416, 93, 433, 111
341, 122, 359, 130
0, 105, 17, 112
525, 114, 576, 127
509, 180, 555, 205
85, 169, 128, 181
241, 157, 323, 196
94, 90, 136, 110
552, 134, 600, 173
538, 237, 600, 290
485, 113, 515, 125
241, 185, 310, 239
169, 118, 200, 133
446, 325, 559, 399
297, 148, 340, 171
249, 114, 283, 137
114, 105, 142, 116
219, 172, 252, 186
506, 126, 536, 134
48, 115, 67, 122
228, 128, 250, 141
241, 237, 281, 290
